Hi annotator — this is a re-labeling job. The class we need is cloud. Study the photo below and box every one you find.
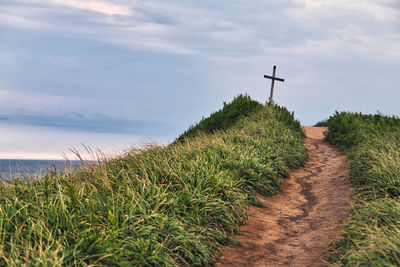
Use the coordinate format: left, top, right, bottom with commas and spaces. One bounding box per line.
51, 0, 131, 15
0, 111, 173, 135
0, 90, 174, 135
0, 90, 96, 115
1, 0, 398, 61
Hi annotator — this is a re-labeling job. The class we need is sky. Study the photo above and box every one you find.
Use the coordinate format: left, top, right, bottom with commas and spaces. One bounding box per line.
0, 0, 399, 159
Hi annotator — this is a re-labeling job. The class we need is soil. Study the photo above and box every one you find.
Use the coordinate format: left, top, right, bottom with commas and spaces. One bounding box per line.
218, 126, 352, 267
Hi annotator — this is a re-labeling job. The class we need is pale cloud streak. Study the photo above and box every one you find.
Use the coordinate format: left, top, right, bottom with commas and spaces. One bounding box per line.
0, 90, 94, 113
52, 0, 131, 15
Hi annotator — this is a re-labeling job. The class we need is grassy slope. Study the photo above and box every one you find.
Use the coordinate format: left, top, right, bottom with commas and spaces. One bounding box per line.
177, 94, 263, 141
325, 112, 400, 266
0, 97, 307, 266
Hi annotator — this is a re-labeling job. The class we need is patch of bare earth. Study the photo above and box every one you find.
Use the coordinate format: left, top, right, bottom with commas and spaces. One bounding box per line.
218, 126, 352, 267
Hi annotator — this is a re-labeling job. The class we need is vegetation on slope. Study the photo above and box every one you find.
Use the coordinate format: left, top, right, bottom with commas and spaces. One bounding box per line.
325, 112, 400, 266
0, 97, 307, 266
314, 119, 329, 127
177, 94, 263, 140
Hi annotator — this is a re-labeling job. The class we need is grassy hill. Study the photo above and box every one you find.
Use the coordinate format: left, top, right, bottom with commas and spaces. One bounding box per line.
325, 112, 400, 266
177, 94, 263, 141
0, 96, 307, 266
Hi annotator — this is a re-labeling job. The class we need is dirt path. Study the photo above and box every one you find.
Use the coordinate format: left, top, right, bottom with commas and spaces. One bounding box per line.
218, 126, 352, 267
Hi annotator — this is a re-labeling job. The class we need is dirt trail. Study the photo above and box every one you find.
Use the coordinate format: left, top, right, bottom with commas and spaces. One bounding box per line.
218, 126, 352, 267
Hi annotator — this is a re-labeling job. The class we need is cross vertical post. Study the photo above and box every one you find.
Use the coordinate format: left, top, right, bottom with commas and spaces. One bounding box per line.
269, 65, 277, 104
264, 65, 285, 104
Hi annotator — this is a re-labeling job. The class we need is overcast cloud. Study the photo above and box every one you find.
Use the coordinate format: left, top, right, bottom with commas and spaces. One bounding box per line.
0, 0, 399, 159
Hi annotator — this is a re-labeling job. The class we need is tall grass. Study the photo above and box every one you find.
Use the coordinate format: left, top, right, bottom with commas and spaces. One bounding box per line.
0, 98, 307, 266
325, 112, 400, 266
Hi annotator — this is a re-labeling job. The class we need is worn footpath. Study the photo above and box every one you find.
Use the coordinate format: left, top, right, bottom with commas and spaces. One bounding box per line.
219, 127, 352, 267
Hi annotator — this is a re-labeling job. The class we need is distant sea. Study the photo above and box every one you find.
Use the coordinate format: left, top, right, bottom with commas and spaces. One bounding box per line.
0, 159, 83, 180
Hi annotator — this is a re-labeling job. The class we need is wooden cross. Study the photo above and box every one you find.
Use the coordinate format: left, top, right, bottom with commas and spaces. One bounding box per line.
264, 65, 284, 104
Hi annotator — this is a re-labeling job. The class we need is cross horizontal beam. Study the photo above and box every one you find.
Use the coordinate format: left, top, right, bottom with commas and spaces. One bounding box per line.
263, 75, 284, 82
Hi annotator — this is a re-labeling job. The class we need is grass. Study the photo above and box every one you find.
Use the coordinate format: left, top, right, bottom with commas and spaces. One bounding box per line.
177, 94, 263, 141
325, 111, 400, 266
0, 97, 307, 266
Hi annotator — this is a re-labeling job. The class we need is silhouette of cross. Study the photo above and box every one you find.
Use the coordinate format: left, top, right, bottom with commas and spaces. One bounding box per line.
264, 65, 284, 104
